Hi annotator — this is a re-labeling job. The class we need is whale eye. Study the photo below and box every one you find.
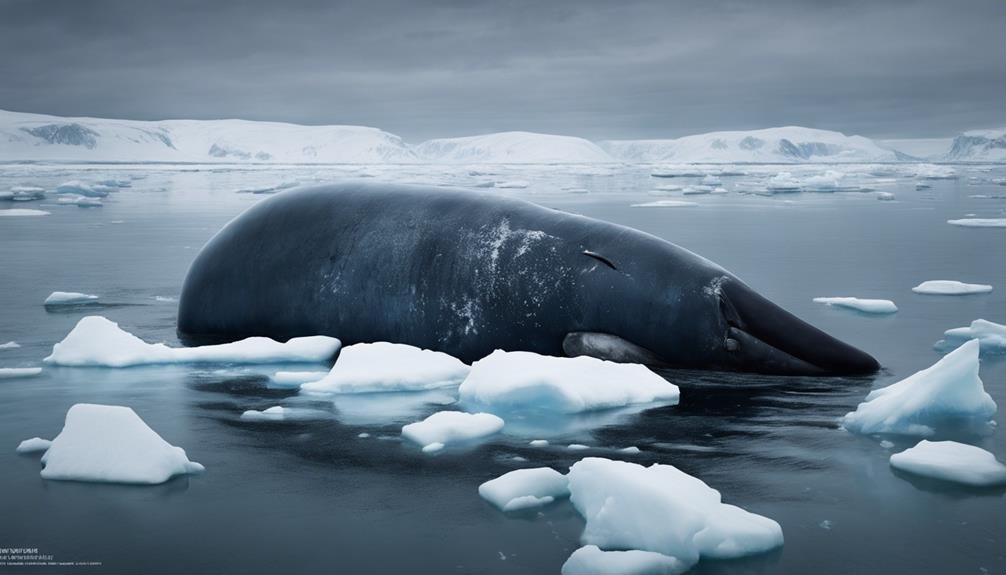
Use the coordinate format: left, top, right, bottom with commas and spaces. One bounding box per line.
583, 250, 617, 270
725, 337, 740, 352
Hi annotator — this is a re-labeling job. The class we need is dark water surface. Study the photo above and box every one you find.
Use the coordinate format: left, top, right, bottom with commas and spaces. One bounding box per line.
1, 164, 1004, 574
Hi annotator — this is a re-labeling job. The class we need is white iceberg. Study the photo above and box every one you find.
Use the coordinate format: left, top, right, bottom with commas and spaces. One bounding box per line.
55, 180, 109, 197
912, 280, 993, 295
39, 404, 204, 484
938, 319, 1006, 353
45, 316, 340, 367
458, 350, 679, 414
842, 340, 996, 436
813, 297, 897, 314
0, 208, 49, 217
240, 406, 329, 422
948, 218, 1006, 228
3, 185, 46, 201
567, 457, 783, 572
890, 440, 1006, 487
300, 342, 469, 394
44, 291, 99, 305
478, 467, 569, 511
0, 341, 20, 349
16, 437, 52, 454
562, 545, 688, 575
401, 411, 504, 452
0, 367, 42, 378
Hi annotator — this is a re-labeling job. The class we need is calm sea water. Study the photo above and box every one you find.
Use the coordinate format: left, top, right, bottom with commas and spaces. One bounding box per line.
1, 163, 1004, 574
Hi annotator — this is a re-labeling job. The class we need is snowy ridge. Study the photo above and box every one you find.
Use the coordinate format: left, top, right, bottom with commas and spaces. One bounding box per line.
944, 127, 1006, 162
413, 131, 614, 164
0, 109, 416, 163
600, 127, 901, 163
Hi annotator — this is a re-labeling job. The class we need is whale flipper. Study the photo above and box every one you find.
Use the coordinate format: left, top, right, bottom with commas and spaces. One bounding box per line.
562, 332, 666, 366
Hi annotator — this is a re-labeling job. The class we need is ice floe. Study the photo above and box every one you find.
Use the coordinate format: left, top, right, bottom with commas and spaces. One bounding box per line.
876, 191, 895, 201
813, 297, 898, 314
458, 350, 679, 414
45, 316, 340, 367
478, 467, 569, 511
57, 195, 103, 207
494, 180, 530, 189
44, 291, 99, 305
842, 340, 996, 436
890, 440, 1006, 487
401, 411, 504, 453
55, 180, 110, 197
938, 319, 1006, 353
912, 280, 993, 295
562, 545, 687, 575
240, 406, 329, 422
0, 208, 49, 217
947, 218, 1006, 228
2, 185, 46, 201
630, 200, 698, 208
0, 367, 42, 378
567, 457, 783, 571
16, 437, 52, 454
38, 404, 204, 484
0, 341, 19, 349
300, 342, 469, 394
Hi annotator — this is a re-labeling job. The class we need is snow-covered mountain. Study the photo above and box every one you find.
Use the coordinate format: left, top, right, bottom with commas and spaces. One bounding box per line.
0, 109, 417, 163
944, 128, 1006, 162
600, 127, 901, 163
413, 131, 614, 164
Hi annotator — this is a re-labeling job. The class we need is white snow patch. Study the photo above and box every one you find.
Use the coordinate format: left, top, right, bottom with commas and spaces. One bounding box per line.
458, 350, 679, 414
300, 342, 469, 394
912, 280, 993, 295
842, 340, 996, 436
562, 545, 688, 575
45, 316, 340, 367
567, 457, 783, 571
401, 411, 504, 452
39, 404, 204, 484
479, 467, 569, 511
16, 437, 52, 454
44, 291, 99, 305
890, 440, 1006, 487
813, 297, 897, 314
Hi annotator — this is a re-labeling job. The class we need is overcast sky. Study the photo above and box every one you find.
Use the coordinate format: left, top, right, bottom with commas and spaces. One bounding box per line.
0, 0, 1002, 142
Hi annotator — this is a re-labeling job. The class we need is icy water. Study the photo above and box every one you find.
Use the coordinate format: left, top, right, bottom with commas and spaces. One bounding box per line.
1, 163, 1005, 574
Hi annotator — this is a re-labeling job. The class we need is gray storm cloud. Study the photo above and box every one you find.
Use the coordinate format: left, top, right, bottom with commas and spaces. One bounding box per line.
0, 0, 1002, 141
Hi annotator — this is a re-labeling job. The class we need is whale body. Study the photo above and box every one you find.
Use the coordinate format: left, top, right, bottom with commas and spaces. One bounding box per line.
177, 183, 879, 375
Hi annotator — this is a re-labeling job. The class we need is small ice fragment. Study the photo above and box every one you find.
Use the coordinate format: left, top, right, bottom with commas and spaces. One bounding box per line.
819, 520, 833, 530
880, 440, 894, 449
619, 446, 641, 454
876, 192, 895, 201
495, 180, 530, 189
0, 367, 42, 378
842, 340, 996, 436
813, 297, 898, 314
301, 342, 469, 394
947, 218, 1006, 228
39, 404, 204, 484
478, 467, 569, 511
45, 316, 340, 367
568, 444, 590, 450
530, 439, 549, 447
912, 280, 993, 295
16, 437, 52, 454
890, 440, 1006, 487
401, 411, 504, 452
357, 432, 370, 438
562, 545, 688, 575
0, 341, 20, 349
239, 406, 328, 422
44, 291, 99, 305
630, 200, 698, 208
938, 319, 1006, 353
0, 209, 49, 217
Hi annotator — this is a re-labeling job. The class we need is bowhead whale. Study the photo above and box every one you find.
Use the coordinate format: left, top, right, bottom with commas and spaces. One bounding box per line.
177, 182, 879, 376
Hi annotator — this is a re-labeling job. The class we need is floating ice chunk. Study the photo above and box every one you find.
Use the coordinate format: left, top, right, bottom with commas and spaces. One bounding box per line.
948, 218, 1006, 228
16, 437, 52, 454
651, 166, 704, 178
75, 196, 103, 208
55, 180, 109, 197
700, 175, 722, 186
240, 406, 328, 422
39, 404, 204, 484
876, 192, 895, 201
44, 291, 99, 305
530, 439, 549, 447
0, 367, 42, 378
494, 180, 529, 189
478, 467, 569, 511
4, 186, 46, 201
271, 370, 330, 386
300, 342, 469, 394
0, 341, 19, 349
813, 297, 897, 314
567, 457, 783, 571
890, 440, 1006, 487
914, 165, 957, 180
0, 209, 49, 217
842, 340, 996, 436
401, 411, 504, 452
938, 319, 1006, 353
45, 316, 340, 367
912, 280, 993, 295
765, 172, 802, 192
619, 446, 642, 454
459, 350, 679, 414
562, 545, 687, 575
630, 200, 698, 208
569, 444, 591, 450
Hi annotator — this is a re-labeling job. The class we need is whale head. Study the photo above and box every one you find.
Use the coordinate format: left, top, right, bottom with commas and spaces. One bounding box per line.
570, 233, 879, 376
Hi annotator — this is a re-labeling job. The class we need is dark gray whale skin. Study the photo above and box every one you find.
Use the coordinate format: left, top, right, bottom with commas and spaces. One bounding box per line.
177, 182, 879, 376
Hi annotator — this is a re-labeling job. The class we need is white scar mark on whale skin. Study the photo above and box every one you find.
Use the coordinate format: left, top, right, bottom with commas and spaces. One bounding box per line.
702, 275, 728, 298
